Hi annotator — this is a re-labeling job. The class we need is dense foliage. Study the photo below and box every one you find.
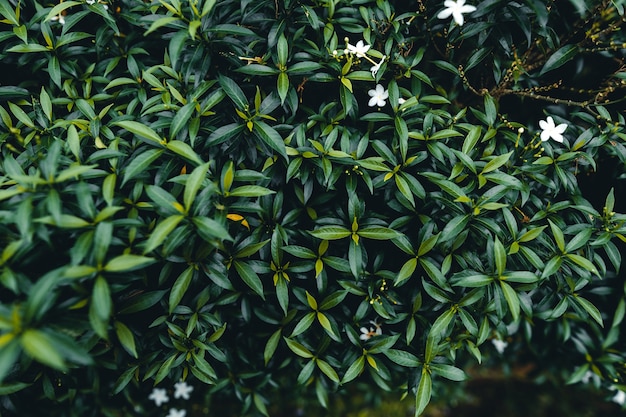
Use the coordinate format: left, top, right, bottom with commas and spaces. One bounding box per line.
0, 0, 625, 416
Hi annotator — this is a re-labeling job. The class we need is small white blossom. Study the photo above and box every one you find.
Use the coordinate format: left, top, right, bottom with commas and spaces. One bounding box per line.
398, 98, 406, 105
539, 116, 567, 143
346, 40, 370, 57
612, 389, 626, 406
367, 84, 388, 107
86, 0, 96, 4
148, 388, 170, 406
359, 321, 382, 340
173, 381, 194, 400
369, 55, 386, 77
166, 408, 187, 417
51, 14, 65, 25
437, 0, 477, 26
491, 338, 508, 354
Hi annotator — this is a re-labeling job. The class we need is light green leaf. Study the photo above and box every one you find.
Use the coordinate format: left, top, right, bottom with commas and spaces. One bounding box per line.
114, 321, 138, 358
184, 163, 209, 211
166, 140, 203, 165
104, 254, 155, 272
310, 226, 351, 240
143, 215, 185, 254
233, 261, 265, 298
113, 120, 163, 145
21, 329, 66, 370
500, 281, 520, 321
357, 227, 401, 240
574, 295, 603, 326
169, 266, 194, 313
481, 151, 513, 174
415, 368, 432, 416
341, 355, 365, 384
284, 337, 314, 358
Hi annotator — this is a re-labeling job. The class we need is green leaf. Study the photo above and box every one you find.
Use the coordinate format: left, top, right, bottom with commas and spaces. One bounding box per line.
396, 257, 417, 286
415, 368, 432, 416
170, 102, 196, 139
207, 123, 245, 146
21, 329, 66, 370
357, 227, 401, 240
500, 281, 520, 321
218, 74, 248, 109
494, 236, 506, 276
236, 64, 280, 76
264, 329, 281, 365
45, 1, 82, 21
184, 163, 209, 211
429, 363, 467, 381
118, 290, 168, 314
440, 214, 470, 242
417, 234, 439, 257
169, 266, 194, 313
565, 254, 598, 275
253, 120, 288, 160
430, 308, 455, 337
277, 34, 288, 66
166, 140, 203, 165
284, 337, 314, 358
144, 16, 182, 35
383, 349, 420, 367
310, 226, 351, 240
92, 275, 112, 321
0, 1, 19, 25
291, 312, 316, 337
0, 340, 20, 384
277, 72, 289, 105
144, 215, 185, 254
192, 217, 232, 242
233, 261, 265, 298
316, 359, 340, 383
113, 120, 163, 145
341, 355, 365, 384
228, 185, 276, 197
518, 226, 547, 243
8, 43, 51, 53
573, 295, 603, 326
114, 321, 138, 358
540, 44, 578, 75
548, 219, 565, 252
481, 151, 513, 174
104, 255, 155, 272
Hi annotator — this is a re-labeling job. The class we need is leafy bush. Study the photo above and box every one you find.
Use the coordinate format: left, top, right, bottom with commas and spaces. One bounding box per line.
0, 0, 625, 416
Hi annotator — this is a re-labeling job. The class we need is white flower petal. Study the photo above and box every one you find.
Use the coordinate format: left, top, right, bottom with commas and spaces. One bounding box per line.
555, 123, 568, 134
437, 9, 453, 19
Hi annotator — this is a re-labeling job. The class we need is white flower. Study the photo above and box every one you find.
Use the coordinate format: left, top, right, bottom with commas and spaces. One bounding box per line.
369, 55, 386, 77
612, 389, 626, 406
86, 0, 96, 4
359, 321, 382, 341
346, 40, 370, 57
539, 116, 567, 143
398, 98, 406, 105
437, 0, 477, 26
166, 408, 187, 417
173, 381, 194, 400
51, 14, 65, 25
367, 84, 388, 107
148, 388, 170, 406
491, 338, 508, 354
